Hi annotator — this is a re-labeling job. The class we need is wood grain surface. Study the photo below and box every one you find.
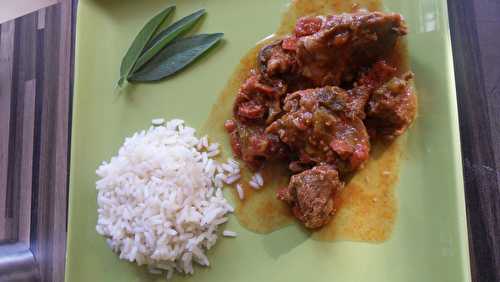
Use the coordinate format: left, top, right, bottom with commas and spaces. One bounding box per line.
0, 0, 498, 281
0, 1, 74, 281
448, 1, 500, 281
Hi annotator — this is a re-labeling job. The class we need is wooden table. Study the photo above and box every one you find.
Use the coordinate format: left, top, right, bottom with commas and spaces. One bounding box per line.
448, 1, 500, 281
0, 0, 498, 281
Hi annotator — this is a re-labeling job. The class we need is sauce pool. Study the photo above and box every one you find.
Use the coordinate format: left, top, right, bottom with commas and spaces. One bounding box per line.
202, 0, 411, 242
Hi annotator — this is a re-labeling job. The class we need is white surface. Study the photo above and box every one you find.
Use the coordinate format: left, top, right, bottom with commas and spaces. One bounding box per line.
0, 0, 58, 23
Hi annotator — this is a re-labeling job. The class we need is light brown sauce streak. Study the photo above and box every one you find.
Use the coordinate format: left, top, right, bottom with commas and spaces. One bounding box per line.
313, 140, 401, 241
202, 0, 411, 241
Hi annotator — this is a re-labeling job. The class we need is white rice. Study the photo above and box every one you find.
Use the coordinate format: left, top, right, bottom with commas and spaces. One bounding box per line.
197, 135, 209, 150
236, 184, 244, 200
249, 172, 264, 189
223, 174, 240, 185
206, 150, 220, 158
249, 180, 260, 189
207, 143, 219, 152
221, 163, 235, 173
227, 158, 239, 168
151, 118, 165, 126
95, 119, 239, 279
222, 230, 238, 237
255, 173, 264, 186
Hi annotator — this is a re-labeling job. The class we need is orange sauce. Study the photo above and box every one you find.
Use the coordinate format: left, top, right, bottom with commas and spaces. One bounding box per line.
202, 0, 411, 241
201, 43, 296, 234
313, 140, 401, 241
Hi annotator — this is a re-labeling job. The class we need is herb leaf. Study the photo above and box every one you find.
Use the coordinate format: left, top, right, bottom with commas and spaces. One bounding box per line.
129, 33, 223, 82
133, 9, 207, 72
147, 9, 205, 48
118, 5, 175, 87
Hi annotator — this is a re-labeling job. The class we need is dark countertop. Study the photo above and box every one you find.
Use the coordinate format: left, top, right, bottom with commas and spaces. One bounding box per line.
0, 0, 498, 281
448, 1, 500, 281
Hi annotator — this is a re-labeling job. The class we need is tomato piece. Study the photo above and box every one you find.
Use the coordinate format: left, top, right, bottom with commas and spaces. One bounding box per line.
295, 17, 322, 37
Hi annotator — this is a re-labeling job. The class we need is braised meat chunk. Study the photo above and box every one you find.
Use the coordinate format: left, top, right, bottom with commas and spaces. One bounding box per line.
228, 70, 290, 169
277, 165, 342, 228
225, 120, 288, 169
260, 11, 407, 87
234, 70, 287, 125
295, 11, 407, 86
259, 41, 297, 79
366, 72, 416, 140
259, 41, 312, 92
227, 10, 416, 229
356, 60, 398, 90
267, 86, 370, 173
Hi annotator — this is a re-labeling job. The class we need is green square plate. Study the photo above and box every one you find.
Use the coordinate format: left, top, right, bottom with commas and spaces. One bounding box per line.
66, 0, 471, 281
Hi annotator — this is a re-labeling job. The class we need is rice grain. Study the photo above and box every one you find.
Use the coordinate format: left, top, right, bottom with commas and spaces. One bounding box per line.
96, 119, 236, 279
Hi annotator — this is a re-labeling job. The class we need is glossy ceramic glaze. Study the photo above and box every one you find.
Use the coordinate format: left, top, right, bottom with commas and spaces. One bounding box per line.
66, 0, 470, 281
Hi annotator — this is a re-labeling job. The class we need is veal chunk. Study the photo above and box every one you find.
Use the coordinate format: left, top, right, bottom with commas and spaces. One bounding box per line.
226, 69, 290, 170
225, 121, 288, 169
277, 165, 342, 229
266, 86, 370, 173
366, 72, 417, 140
233, 70, 287, 125
259, 42, 310, 92
260, 11, 407, 87
296, 11, 407, 86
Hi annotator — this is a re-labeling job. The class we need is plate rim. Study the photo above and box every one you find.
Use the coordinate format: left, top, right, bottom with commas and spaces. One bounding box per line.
65, 1, 472, 281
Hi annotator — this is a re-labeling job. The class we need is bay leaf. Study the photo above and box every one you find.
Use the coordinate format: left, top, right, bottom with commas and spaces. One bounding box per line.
118, 5, 175, 86
129, 33, 223, 82
132, 9, 206, 72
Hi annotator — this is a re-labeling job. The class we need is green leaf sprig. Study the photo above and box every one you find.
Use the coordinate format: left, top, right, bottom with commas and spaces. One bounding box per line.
118, 6, 223, 87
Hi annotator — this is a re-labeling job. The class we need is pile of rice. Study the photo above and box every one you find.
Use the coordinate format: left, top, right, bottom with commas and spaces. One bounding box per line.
95, 119, 239, 279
